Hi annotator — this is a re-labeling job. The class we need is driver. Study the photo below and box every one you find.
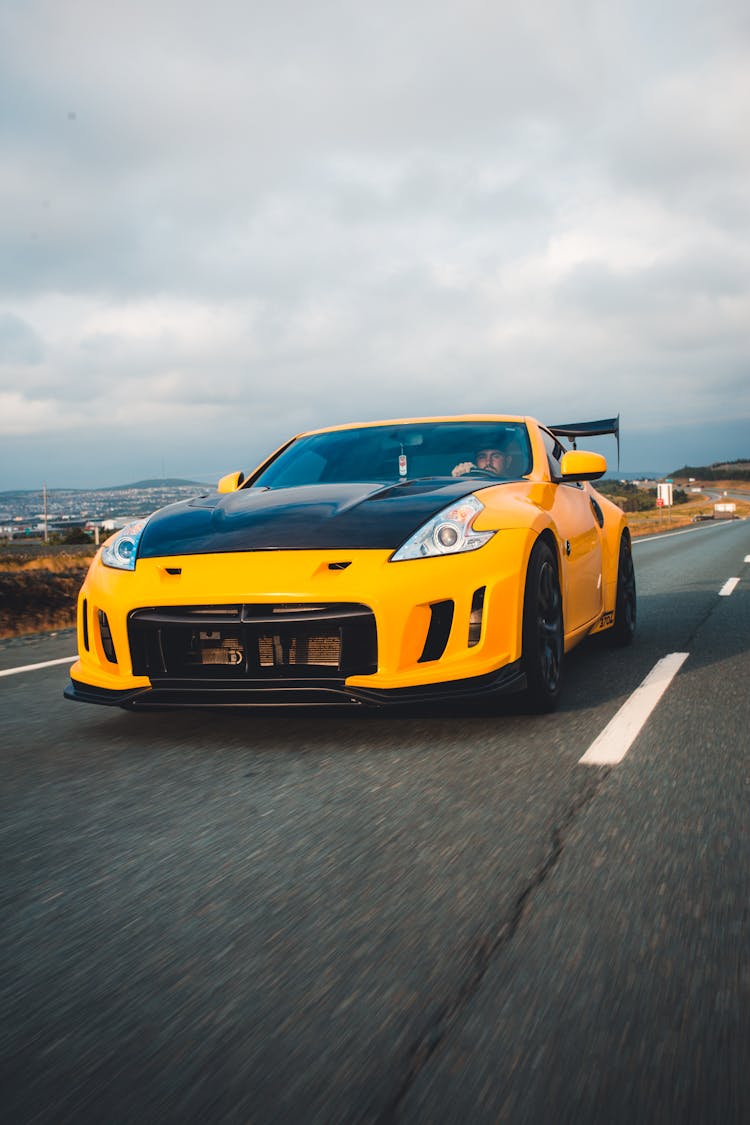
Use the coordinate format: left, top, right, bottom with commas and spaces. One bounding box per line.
451, 447, 508, 478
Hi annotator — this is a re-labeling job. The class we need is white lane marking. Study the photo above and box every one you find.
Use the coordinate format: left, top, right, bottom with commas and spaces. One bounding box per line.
719, 577, 740, 596
579, 652, 689, 767
634, 521, 741, 546
0, 655, 77, 679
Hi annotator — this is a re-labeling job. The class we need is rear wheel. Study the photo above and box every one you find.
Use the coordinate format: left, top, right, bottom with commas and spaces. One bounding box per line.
521, 540, 564, 712
609, 533, 636, 646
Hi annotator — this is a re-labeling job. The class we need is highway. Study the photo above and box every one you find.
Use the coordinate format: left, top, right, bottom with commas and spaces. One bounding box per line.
2, 518, 749, 1124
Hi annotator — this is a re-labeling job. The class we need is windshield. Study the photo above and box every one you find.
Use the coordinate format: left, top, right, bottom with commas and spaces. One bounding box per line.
251, 422, 532, 489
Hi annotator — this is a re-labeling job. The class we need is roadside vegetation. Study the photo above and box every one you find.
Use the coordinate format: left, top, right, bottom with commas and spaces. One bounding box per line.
621, 484, 750, 536
0, 543, 96, 639
596, 480, 689, 512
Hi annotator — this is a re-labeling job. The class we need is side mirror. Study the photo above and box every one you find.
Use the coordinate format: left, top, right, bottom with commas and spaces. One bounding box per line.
560, 450, 607, 482
217, 470, 246, 493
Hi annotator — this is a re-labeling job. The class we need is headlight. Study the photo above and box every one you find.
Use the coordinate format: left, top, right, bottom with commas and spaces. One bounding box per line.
101, 519, 148, 571
390, 496, 495, 561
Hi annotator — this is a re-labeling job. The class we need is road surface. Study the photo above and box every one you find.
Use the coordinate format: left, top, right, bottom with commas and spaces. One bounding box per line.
1, 518, 749, 1123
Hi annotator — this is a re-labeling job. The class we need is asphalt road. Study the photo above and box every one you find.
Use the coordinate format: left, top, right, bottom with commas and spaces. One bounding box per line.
1, 518, 749, 1124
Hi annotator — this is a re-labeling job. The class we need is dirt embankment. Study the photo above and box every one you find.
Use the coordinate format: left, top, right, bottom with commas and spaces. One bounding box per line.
0, 545, 95, 639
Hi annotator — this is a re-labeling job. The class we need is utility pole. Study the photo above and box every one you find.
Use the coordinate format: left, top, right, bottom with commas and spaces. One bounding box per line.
43, 482, 49, 544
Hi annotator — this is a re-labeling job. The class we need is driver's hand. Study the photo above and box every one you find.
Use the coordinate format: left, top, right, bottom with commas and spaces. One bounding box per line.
451, 461, 475, 477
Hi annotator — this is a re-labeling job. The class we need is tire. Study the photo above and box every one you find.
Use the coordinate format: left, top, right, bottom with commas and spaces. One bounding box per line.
609, 533, 636, 646
521, 539, 564, 713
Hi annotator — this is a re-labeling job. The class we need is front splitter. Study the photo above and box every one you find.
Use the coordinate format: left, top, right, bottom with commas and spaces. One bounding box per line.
64, 662, 526, 710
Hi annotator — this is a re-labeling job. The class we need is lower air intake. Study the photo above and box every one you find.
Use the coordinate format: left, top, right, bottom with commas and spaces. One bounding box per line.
418, 600, 454, 663
128, 603, 376, 682
98, 609, 117, 664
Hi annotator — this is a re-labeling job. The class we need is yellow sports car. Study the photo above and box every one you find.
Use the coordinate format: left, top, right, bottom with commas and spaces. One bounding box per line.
65, 415, 635, 713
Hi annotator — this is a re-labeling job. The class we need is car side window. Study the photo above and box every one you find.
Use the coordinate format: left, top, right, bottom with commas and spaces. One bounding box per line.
540, 429, 565, 481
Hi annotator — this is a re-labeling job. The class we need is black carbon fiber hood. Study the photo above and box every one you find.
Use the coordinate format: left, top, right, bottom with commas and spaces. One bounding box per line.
138, 479, 498, 558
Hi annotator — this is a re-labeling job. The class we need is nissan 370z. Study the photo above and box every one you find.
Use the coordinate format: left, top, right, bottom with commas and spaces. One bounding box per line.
65, 415, 636, 713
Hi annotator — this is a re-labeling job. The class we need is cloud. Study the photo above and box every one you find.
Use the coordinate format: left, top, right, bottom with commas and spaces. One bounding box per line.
0, 390, 61, 435
0, 313, 44, 364
0, 0, 749, 486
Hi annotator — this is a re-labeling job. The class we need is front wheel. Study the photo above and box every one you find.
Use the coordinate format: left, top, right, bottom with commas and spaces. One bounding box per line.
521, 540, 564, 713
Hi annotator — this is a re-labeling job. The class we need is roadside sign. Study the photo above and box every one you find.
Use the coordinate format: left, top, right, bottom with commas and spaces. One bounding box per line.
657, 482, 673, 507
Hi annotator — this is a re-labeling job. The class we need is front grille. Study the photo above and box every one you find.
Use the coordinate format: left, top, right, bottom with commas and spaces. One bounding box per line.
128, 603, 377, 682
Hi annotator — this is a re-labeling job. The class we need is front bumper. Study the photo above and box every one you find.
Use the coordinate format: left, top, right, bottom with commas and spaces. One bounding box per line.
64, 661, 526, 709
65, 536, 533, 709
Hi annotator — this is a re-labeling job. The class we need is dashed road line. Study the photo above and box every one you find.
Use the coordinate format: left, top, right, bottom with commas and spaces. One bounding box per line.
579, 652, 690, 766
719, 577, 740, 596
0, 656, 77, 679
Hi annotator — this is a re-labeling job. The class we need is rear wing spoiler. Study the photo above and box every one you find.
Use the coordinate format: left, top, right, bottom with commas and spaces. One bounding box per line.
549, 415, 620, 469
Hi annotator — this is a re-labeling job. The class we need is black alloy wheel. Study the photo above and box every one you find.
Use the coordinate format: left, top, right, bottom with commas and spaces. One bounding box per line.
521, 539, 564, 712
609, 532, 637, 646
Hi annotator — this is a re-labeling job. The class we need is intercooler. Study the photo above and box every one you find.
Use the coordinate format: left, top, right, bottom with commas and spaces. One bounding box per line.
127, 603, 377, 682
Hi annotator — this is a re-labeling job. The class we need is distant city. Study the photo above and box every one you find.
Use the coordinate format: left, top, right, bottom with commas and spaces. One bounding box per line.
0, 480, 210, 539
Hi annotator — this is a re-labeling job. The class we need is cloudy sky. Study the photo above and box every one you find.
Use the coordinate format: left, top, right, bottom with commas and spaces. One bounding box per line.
1, 0, 749, 488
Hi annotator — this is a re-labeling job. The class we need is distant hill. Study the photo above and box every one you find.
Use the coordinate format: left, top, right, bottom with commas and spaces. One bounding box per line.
603, 470, 663, 481
710, 461, 750, 474
0, 479, 209, 497
671, 460, 750, 481
104, 478, 209, 491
